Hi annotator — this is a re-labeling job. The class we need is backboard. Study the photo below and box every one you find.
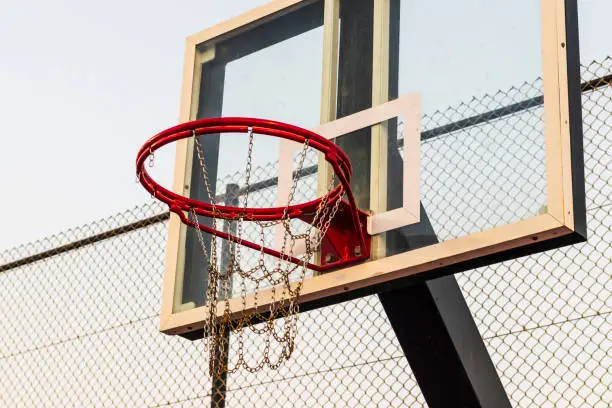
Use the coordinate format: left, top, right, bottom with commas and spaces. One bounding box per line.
157, 0, 585, 337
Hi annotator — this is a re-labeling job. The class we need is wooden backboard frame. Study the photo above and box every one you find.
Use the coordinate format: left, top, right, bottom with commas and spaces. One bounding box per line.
159, 0, 586, 336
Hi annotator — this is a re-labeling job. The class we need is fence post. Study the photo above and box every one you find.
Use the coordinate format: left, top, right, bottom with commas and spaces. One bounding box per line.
211, 183, 240, 408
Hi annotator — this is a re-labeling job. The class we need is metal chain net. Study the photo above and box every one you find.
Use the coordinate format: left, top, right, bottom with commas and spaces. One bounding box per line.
0, 57, 610, 407
188, 128, 343, 376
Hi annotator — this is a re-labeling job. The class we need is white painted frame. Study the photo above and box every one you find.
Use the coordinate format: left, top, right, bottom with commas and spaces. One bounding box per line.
276, 93, 421, 252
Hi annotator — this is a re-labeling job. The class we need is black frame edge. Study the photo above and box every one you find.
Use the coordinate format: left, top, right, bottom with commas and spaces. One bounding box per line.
564, 0, 587, 239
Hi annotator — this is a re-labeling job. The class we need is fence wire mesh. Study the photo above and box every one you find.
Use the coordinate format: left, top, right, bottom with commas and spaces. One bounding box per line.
0, 57, 610, 407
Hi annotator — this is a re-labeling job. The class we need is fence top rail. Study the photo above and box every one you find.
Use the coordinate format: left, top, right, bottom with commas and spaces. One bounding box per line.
0, 67, 609, 274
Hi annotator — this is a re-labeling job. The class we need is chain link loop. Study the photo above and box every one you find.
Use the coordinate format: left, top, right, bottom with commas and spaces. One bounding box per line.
191, 129, 342, 375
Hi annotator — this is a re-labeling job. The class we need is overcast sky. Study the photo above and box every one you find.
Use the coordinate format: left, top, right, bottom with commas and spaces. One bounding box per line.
0, 0, 268, 250
0, 0, 610, 251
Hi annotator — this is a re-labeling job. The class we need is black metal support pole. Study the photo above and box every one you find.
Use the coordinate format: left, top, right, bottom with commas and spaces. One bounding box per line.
381, 201, 512, 408
378, 155, 512, 408
335, 1, 511, 406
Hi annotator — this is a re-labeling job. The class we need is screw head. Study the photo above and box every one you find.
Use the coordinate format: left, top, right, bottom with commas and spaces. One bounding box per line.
324, 253, 337, 264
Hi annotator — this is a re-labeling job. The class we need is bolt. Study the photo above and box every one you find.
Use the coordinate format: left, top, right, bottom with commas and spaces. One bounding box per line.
324, 253, 337, 264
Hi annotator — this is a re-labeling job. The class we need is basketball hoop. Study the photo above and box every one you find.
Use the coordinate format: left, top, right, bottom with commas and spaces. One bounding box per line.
136, 117, 371, 374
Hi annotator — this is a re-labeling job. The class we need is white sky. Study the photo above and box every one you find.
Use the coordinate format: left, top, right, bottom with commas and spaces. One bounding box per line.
0, 0, 268, 250
0, 0, 610, 251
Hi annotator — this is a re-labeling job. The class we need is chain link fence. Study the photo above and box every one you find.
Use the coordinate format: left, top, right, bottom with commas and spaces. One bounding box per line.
1, 57, 610, 407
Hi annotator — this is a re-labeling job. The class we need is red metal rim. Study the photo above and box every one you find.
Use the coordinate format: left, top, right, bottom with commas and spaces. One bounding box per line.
136, 117, 358, 221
